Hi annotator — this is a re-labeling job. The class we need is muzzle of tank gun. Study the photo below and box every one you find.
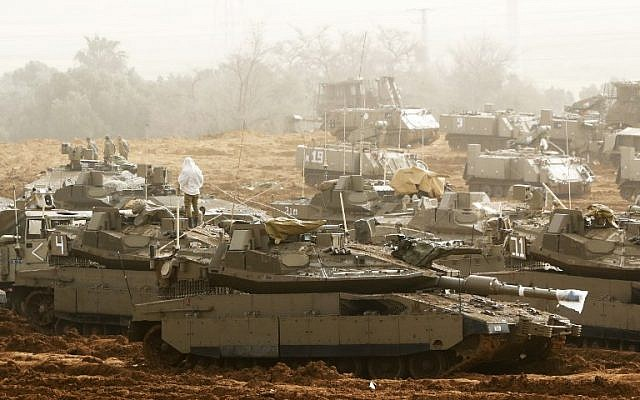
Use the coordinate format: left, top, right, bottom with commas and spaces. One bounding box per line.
436, 275, 588, 313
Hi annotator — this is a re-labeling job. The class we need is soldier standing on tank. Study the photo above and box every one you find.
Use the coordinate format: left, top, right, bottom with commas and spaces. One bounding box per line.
116, 135, 130, 160
103, 135, 116, 165
178, 157, 204, 228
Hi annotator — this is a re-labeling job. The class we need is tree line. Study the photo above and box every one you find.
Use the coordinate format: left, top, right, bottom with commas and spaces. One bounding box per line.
0, 28, 582, 141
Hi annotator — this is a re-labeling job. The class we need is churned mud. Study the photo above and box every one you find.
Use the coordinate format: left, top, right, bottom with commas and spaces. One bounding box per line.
2, 307, 640, 399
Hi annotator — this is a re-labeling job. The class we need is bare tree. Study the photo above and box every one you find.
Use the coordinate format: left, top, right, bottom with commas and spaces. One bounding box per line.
448, 36, 512, 109
375, 28, 419, 75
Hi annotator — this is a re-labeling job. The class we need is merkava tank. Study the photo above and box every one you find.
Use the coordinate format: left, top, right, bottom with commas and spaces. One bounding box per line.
0, 191, 92, 296
9, 202, 245, 333
318, 76, 439, 148
52, 165, 173, 210
129, 219, 582, 378
51, 164, 267, 224
295, 142, 426, 186
271, 175, 406, 223
463, 144, 595, 198
27, 142, 136, 194
439, 104, 537, 151
271, 171, 445, 224
470, 204, 640, 350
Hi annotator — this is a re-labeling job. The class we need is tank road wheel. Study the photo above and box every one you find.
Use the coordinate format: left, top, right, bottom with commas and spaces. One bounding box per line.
367, 356, 405, 379
24, 291, 54, 327
143, 325, 184, 367
408, 352, 444, 379
54, 319, 81, 335
329, 357, 365, 376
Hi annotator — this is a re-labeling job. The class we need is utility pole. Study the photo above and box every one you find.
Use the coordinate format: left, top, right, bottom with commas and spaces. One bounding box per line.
506, 0, 519, 71
408, 8, 432, 68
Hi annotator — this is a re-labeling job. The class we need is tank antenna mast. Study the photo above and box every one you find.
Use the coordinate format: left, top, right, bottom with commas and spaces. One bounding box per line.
358, 32, 367, 79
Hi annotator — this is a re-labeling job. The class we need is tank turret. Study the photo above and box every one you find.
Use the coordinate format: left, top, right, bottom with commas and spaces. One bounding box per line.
129, 218, 583, 378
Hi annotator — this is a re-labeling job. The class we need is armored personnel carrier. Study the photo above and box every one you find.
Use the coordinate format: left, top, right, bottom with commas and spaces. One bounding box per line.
442, 107, 602, 158
296, 142, 426, 185
440, 104, 536, 151
463, 144, 595, 197
617, 145, 640, 200
128, 219, 582, 378
606, 81, 640, 128
318, 76, 439, 148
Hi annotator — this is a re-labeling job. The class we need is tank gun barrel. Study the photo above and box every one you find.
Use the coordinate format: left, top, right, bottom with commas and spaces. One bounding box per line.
436, 275, 587, 313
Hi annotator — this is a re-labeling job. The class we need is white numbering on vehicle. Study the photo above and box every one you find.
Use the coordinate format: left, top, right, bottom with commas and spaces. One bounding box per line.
284, 206, 299, 216
509, 235, 527, 260
456, 117, 464, 129
308, 150, 324, 164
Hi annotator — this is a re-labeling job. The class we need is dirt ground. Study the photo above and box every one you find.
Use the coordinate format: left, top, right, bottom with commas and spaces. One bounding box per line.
2, 307, 640, 399
0, 132, 634, 399
0, 132, 627, 212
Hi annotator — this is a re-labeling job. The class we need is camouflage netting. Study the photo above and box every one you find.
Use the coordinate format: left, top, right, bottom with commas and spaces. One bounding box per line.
390, 166, 446, 198
264, 217, 326, 244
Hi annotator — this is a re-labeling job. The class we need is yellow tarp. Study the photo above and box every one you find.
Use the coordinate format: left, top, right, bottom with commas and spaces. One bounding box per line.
390, 167, 446, 198
265, 217, 326, 243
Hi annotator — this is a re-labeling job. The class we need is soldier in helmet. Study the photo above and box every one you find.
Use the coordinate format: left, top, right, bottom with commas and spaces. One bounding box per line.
116, 135, 130, 160
103, 135, 116, 165
178, 157, 204, 228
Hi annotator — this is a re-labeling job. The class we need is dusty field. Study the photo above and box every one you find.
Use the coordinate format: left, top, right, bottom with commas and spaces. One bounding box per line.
0, 132, 635, 399
0, 132, 627, 212
2, 307, 640, 399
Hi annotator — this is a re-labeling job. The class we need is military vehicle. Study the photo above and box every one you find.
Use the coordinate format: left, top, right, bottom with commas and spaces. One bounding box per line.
541, 109, 603, 160
0, 190, 91, 295
617, 145, 640, 200
129, 219, 581, 378
9, 202, 233, 333
606, 81, 640, 129
439, 104, 536, 151
463, 144, 595, 197
272, 171, 445, 224
603, 127, 640, 166
27, 142, 135, 194
478, 205, 640, 350
441, 107, 602, 158
318, 76, 439, 148
296, 142, 427, 185
52, 166, 174, 210
271, 175, 406, 223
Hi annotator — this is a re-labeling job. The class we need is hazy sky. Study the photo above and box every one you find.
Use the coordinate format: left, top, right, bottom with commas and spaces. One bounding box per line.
1, 0, 639, 93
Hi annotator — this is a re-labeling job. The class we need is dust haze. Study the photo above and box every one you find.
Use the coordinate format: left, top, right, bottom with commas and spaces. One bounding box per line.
0, 0, 637, 140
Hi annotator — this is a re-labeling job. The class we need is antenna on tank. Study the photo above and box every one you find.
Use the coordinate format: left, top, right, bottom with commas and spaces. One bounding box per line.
358, 32, 367, 79
231, 124, 246, 218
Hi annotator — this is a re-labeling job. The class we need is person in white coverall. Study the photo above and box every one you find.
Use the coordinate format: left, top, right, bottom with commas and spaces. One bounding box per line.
178, 157, 204, 228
